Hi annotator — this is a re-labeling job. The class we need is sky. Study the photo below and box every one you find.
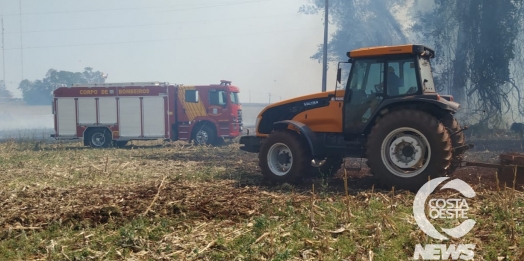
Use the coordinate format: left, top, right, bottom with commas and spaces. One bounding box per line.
0, 0, 342, 103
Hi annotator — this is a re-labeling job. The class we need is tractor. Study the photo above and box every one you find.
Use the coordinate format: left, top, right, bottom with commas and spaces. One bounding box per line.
239, 44, 471, 191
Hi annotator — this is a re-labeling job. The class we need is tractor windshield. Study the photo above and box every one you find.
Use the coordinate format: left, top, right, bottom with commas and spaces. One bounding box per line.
419, 57, 436, 93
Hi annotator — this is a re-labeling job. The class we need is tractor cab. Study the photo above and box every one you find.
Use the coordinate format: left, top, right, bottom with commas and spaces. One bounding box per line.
335, 45, 452, 135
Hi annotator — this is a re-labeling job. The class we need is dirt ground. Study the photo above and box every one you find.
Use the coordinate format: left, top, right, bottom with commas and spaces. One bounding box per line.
2, 139, 523, 233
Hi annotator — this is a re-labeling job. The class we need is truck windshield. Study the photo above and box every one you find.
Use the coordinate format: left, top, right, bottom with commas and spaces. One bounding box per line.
230, 92, 239, 104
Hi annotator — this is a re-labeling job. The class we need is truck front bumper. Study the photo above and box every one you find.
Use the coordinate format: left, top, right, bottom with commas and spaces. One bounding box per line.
239, 135, 263, 153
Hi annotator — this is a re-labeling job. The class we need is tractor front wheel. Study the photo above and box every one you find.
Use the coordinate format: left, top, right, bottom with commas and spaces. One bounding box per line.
259, 131, 310, 183
366, 109, 452, 191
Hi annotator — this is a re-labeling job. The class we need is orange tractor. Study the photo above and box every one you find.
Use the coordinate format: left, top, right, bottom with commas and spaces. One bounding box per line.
240, 44, 472, 191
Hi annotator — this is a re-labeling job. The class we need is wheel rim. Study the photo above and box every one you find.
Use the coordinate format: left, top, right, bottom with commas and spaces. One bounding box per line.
380, 127, 431, 178
195, 130, 208, 145
267, 143, 293, 176
91, 133, 105, 147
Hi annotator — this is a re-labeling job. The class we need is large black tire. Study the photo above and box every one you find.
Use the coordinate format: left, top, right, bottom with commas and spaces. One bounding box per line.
366, 109, 452, 191
308, 156, 344, 177
442, 114, 466, 174
87, 128, 112, 148
258, 130, 310, 183
192, 124, 216, 146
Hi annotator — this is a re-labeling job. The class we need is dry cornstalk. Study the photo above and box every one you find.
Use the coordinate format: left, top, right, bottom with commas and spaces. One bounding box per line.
198, 240, 216, 254
310, 183, 315, 227
142, 175, 167, 216
9, 226, 42, 230
496, 171, 500, 192
254, 232, 269, 244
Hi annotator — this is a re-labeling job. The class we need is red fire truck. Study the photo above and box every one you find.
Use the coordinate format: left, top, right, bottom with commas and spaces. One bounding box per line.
51, 80, 243, 148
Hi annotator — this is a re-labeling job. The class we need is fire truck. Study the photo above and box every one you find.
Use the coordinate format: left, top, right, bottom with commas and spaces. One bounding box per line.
51, 80, 243, 148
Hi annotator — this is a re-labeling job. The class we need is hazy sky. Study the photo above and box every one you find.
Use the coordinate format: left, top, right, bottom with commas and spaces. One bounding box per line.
0, 0, 343, 103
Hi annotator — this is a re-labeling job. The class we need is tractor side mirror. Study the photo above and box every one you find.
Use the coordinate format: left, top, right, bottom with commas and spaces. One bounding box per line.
337, 68, 342, 83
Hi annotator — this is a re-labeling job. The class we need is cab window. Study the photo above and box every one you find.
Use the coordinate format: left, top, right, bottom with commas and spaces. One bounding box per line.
185, 90, 199, 103
347, 59, 384, 97
419, 57, 436, 92
386, 58, 418, 97
209, 90, 227, 106
230, 92, 239, 104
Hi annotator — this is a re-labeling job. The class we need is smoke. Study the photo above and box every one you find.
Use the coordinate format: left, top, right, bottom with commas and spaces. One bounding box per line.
0, 103, 54, 139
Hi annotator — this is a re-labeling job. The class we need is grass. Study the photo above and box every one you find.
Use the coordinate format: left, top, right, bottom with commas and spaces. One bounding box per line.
0, 139, 523, 260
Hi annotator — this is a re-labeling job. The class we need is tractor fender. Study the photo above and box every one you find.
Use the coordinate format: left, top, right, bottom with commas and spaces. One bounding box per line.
377, 96, 460, 113
363, 97, 460, 134
274, 120, 320, 156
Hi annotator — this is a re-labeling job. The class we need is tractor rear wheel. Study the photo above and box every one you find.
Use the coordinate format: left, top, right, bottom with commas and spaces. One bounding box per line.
442, 114, 466, 174
308, 156, 344, 177
259, 131, 310, 183
366, 109, 452, 191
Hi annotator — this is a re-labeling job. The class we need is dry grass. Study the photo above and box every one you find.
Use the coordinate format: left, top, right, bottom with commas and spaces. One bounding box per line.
0, 139, 523, 260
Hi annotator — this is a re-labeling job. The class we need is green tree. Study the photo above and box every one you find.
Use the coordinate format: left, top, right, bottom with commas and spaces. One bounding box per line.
18, 67, 107, 105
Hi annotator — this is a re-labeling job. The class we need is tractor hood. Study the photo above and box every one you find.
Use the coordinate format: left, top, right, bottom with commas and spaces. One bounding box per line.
255, 90, 346, 135
258, 90, 344, 116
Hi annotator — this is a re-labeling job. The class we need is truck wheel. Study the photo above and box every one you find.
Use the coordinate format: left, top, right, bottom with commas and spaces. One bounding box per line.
259, 131, 310, 183
193, 125, 215, 146
442, 114, 466, 174
88, 128, 112, 148
366, 110, 452, 191
309, 156, 344, 177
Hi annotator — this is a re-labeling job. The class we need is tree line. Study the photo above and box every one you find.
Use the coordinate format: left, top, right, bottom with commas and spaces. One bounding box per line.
16, 67, 106, 105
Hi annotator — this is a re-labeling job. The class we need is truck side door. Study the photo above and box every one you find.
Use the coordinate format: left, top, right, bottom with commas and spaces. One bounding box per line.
208, 89, 227, 116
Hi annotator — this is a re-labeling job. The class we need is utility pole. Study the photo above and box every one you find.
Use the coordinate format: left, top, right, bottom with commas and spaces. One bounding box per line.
1, 16, 5, 87
321, 0, 328, 92
19, 0, 24, 80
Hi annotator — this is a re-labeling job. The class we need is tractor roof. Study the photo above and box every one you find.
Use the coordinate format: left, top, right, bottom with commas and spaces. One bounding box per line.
347, 44, 435, 59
